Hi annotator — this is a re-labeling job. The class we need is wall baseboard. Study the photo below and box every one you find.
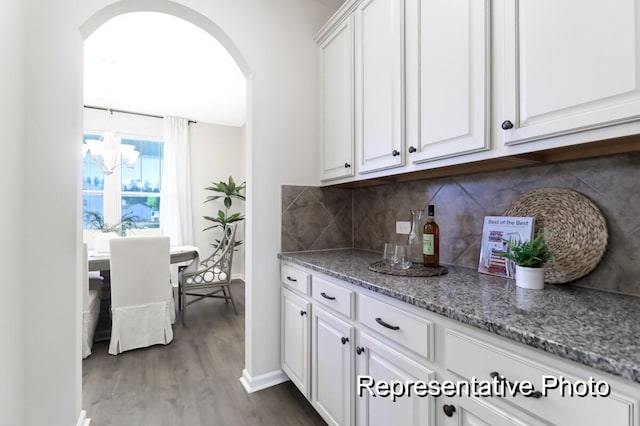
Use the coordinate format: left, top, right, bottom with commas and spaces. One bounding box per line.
76, 410, 90, 426
232, 273, 246, 282
239, 368, 289, 394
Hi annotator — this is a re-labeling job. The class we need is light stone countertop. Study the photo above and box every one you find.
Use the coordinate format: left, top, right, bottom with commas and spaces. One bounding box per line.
278, 249, 640, 384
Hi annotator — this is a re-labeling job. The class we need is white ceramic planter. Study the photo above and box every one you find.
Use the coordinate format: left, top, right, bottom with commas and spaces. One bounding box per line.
92, 232, 120, 253
515, 265, 545, 290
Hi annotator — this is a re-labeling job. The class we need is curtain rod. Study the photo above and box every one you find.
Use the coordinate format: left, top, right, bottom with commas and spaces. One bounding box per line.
83, 105, 197, 124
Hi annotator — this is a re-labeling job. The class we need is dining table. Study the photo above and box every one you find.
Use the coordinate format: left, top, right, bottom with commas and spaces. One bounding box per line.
87, 245, 200, 271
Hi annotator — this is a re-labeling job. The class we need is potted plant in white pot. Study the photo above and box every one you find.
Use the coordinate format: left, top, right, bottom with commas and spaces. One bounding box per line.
84, 211, 138, 252
497, 233, 553, 290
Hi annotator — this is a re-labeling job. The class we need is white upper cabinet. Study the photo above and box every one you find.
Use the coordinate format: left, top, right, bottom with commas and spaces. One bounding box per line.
319, 16, 355, 182
501, 0, 640, 145
406, 0, 491, 163
315, 0, 640, 185
354, 0, 405, 174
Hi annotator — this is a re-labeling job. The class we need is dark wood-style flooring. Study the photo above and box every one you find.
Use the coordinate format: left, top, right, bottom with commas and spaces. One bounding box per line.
83, 280, 326, 426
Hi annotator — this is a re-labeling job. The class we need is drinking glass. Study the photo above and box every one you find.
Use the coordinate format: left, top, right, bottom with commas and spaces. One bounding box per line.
392, 244, 412, 269
383, 243, 396, 265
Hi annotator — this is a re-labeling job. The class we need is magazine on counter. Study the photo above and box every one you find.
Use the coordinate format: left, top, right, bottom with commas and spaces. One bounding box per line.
478, 216, 536, 278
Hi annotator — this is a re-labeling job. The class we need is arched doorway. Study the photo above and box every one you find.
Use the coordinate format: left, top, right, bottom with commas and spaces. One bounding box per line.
80, 1, 250, 76
79, 1, 252, 421
16, 1, 328, 422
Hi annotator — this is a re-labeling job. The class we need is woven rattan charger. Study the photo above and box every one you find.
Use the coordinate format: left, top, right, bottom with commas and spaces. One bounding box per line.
504, 188, 608, 284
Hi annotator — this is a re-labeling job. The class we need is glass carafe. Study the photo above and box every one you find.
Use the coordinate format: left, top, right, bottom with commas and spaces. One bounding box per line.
407, 209, 425, 263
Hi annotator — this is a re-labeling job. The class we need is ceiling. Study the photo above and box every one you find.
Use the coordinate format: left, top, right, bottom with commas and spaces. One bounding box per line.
84, 12, 246, 127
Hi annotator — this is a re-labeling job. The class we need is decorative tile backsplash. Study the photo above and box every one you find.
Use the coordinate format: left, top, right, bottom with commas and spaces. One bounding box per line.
282, 152, 640, 297
281, 186, 353, 252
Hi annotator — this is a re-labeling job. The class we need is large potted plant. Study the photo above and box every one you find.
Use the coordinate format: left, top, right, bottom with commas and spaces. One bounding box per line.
497, 233, 553, 290
203, 176, 246, 248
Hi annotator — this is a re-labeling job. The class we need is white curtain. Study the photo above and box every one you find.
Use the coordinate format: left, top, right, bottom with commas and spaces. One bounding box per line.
160, 116, 194, 245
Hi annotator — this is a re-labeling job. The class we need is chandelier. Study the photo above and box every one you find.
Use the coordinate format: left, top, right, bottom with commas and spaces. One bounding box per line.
83, 131, 140, 175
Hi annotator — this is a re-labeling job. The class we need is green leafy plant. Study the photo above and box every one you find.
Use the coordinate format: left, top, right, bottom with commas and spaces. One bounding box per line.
84, 211, 139, 236
203, 176, 246, 248
496, 233, 553, 268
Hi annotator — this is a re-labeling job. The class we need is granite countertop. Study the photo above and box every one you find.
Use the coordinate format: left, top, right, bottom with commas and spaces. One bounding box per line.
278, 249, 640, 385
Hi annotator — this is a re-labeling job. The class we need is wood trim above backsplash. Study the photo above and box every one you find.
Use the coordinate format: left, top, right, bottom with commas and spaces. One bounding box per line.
331, 135, 640, 189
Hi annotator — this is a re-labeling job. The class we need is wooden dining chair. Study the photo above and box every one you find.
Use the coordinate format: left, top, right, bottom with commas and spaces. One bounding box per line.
179, 224, 238, 325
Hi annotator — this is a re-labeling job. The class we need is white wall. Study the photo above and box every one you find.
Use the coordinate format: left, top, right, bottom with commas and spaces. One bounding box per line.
84, 107, 163, 138
189, 122, 245, 279
0, 1, 25, 424
22, 1, 84, 424
6, 0, 333, 424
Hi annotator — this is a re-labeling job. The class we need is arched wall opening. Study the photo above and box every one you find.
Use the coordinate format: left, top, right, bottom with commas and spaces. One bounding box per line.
78, 0, 253, 403
79, 1, 251, 76
14, 1, 333, 424
81, 9, 249, 293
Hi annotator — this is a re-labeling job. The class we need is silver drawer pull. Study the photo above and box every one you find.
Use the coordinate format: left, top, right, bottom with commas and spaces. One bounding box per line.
375, 317, 400, 331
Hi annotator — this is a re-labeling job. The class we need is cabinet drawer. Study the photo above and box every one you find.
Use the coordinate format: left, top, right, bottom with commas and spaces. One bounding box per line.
446, 330, 636, 426
311, 276, 354, 318
281, 265, 310, 295
358, 294, 433, 361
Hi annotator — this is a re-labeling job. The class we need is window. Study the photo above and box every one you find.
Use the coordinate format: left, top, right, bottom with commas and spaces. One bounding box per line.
121, 138, 163, 228
82, 133, 163, 230
82, 133, 105, 228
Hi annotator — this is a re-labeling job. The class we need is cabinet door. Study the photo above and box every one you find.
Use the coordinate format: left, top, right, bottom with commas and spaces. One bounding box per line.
355, 332, 434, 426
406, 0, 490, 163
320, 16, 355, 182
502, 0, 640, 145
281, 288, 311, 398
355, 0, 405, 174
436, 396, 540, 426
312, 305, 354, 426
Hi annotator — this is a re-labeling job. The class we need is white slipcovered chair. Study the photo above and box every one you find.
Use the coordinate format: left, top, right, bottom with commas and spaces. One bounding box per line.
82, 243, 102, 359
179, 224, 238, 325
125, 228, 186, 280
108, 236, 173, 355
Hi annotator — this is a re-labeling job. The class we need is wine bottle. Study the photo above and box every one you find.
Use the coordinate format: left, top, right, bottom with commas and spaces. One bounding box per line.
423, 204, 440, 267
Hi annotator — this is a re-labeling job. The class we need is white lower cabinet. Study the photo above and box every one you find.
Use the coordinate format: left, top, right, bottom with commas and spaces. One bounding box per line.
446, 330, 638, 426
435, 395, 542, 426
280, 262, 640, 426
312, 305, 355, 426
355, 331, 434, 426
281, 287, 311, 398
